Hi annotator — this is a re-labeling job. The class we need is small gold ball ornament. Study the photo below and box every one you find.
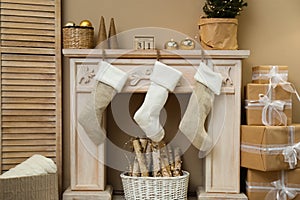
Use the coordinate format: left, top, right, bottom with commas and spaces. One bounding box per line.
64, 21, 76, 27
164, 39, 179, 50
79, 20, 93, 27
179, 38, 195, 50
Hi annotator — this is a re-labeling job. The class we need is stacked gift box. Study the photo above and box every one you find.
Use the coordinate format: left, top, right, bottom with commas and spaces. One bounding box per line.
241, 65, 300, 200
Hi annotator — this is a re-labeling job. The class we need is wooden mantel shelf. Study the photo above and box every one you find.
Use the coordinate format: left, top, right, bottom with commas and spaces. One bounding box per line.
62, 48, 250, 94
62, 49, 250, 59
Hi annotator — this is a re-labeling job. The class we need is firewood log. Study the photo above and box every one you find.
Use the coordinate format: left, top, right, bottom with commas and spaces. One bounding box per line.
160, 142, 172, 177
139, 138, 148, 153
167, 145, 175, 173
132, 157, 140, 177
151, 142, 162, 177
173, 147, 183, 176
145, 141, 152, 175
132, 139, 149, 177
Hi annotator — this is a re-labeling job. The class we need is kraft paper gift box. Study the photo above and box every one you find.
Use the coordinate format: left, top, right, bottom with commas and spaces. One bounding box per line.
246, 169, 300, 200
245, 83, 292, 126
252, 65, 288, 84
0, 173, 58, 200
246, 83, 292, 101
241, 125, 300, 171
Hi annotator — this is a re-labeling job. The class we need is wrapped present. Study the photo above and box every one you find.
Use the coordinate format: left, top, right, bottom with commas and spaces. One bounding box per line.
252, 65, 288, 84
241, 125, 300, 171
246, 83, 292, 101
246, 169, 300, 200
245, 95, 292, 126
245, 84, 292, 126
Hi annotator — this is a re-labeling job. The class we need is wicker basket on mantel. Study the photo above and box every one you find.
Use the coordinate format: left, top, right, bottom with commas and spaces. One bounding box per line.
63, 26, 94, 49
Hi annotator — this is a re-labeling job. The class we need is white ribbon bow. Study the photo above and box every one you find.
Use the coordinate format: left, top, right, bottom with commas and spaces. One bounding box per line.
259, 94, 287, 126
265, 180, 298, 200
282, 142, 300, 169
268, 66, 286, 84
268, 67, 300, 102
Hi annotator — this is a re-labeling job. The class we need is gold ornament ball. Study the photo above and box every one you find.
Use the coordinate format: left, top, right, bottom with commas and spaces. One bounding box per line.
64, 21, 76, 27
79, 20, 93, 27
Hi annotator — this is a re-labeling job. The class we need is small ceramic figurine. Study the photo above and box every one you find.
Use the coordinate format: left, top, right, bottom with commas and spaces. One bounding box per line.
179, 38, 195, 50
164, 39, 179, 50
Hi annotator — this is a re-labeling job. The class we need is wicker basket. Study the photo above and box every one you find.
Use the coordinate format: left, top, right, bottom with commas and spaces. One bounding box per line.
120, 171, 189, 200
63, 26, 94, 49
0, 173, 58, 200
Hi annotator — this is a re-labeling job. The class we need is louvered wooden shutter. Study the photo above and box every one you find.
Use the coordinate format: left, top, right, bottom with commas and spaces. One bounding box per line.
0, 0, 61, 185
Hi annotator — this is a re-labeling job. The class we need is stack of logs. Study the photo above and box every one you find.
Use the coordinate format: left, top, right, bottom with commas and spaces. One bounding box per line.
128, 138, 183, 177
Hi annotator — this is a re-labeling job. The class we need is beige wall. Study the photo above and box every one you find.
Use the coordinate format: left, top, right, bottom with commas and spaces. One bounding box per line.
62, 0, 203, 41
62, 0, 300, 193
238, 0, 300, 112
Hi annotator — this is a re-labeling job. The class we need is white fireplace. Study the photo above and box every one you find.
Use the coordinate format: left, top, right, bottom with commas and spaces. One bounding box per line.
62, 49, 250, 200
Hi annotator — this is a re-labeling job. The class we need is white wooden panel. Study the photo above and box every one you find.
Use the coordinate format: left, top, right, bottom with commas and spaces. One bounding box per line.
1, 0, 55, 6
0, 0, 61, 192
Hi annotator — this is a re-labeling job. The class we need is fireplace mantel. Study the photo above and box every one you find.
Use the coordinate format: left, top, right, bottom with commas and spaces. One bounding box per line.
63, 49, 250, 59
63, 49, 250, 200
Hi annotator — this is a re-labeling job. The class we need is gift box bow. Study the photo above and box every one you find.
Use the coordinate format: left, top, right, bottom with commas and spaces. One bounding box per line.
265, 179, 298, 200
268, 66, 288, 83
246, 94, 290, 126
267, 66, 300, 102
247, 170, 300, 200
283, 142, 300, 169
259, 94, 287, 126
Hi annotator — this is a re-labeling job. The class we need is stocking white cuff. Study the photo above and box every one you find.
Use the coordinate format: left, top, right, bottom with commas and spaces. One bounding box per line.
150, 61, 182, 92
194, 62, 223, 95
94, 61, 128, 92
